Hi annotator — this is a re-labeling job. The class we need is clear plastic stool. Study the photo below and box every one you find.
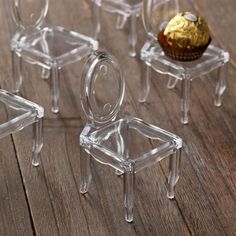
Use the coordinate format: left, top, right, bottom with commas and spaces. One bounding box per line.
0, 89, 43, 166
10, 0, 98, 113
139, 0, 230, 124
79, 50, 182, 222
92, 0, 142, 57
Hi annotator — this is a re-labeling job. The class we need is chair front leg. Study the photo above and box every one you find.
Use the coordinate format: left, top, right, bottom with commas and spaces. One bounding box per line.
11, 51, 23, 93
80, 148, 92, 194
41, 68, 50, 80
180, 75, 191, 124
50, 64, 60, 113
139, 63, 151, 103
32, 118, 43, 167
116, 14, 128, 30
167, 149, 181, 199
214, 63, 228, 107
40, 36, 50, 79
167, 76, 178, 89
128, 14, 138, 57
115, 121, 129, 176
92, 2, 101, 40
124, 161, 135, 222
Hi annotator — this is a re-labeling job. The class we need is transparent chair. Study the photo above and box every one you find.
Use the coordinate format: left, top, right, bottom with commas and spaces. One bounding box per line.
92, 0, 143, 57
10, 0, 98, 113
139, 0, 230, 124
79, 50, 182, 222
0, 89, 43, 166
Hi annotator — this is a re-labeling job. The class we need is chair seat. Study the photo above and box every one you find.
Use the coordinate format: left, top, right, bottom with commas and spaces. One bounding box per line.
96, 0, 142, 14
82, 116, 182, 172
11, 26, 98, 68
141, 41, 230, 80
0, 89, 43, 139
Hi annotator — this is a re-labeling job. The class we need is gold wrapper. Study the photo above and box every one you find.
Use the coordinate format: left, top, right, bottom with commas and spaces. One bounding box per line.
163, 12, 210, 49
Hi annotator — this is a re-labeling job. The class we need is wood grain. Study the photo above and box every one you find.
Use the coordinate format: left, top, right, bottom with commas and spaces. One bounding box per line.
0, 136, 34, 236
0, 0, 235, 235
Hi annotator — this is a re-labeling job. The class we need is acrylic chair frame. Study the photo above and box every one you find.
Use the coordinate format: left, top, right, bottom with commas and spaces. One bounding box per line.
80, 50, 125, 126
10, 0, 98, 113
79, 50, 182, 222
139, 0, 230, 124
92, 0, 143, 57
0, 89, 44, 167
10, 0, 48, 31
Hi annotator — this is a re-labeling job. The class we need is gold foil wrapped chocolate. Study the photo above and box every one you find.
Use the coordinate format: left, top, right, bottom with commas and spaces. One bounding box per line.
163, 12, 210, 49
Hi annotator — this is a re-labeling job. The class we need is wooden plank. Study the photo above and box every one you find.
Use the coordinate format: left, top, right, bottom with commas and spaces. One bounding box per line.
189, 0, 236, 67
0, 135, 34, 236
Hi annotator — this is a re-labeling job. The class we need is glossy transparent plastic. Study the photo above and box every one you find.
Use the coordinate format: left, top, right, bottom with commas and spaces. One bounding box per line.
79, 50, 182, 222
92, 0, 143, 57
0, 89, 44, 166
10, 0, 98, 113
139, 0, 230, 124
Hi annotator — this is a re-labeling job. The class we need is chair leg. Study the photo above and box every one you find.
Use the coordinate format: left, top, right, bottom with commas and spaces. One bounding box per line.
32, 118, 43, 167
115, 121, 129, 176
167, 76, 178, 89
167, 149, 181, 199
116, 14, 128, 30
41, 68, 50, 80
115, 169, 123, 176
80, 148, 92, 194
92, 2, 101, 40
180, 77, 191, 124
139, 64, 151, 103
124, 161, 135, 222
128, 14, 138, 57
11, 51, 23, 93
50, 65, 60, 113
40, 36, 50, 79
175, 149, 182, 184
214, 63, 228, 107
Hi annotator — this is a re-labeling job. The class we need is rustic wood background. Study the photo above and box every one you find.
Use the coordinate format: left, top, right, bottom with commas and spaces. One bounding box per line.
0, 0, 235, 235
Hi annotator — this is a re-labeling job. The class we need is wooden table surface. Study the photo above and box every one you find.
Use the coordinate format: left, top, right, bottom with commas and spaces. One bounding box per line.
0, 0, 235, 235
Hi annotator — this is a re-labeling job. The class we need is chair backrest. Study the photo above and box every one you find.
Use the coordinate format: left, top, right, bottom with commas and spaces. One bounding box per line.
142, 0, 179, 40
80, 51, 125, 127
10, 0, 49, 31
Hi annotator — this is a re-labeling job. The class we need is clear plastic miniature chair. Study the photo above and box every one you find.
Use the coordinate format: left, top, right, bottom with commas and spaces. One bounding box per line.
92, 0, 142, 57
79, 50, 182, 222
10, 0, 98, 113
139, 0, 230, 124
0, 89, 43, 166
